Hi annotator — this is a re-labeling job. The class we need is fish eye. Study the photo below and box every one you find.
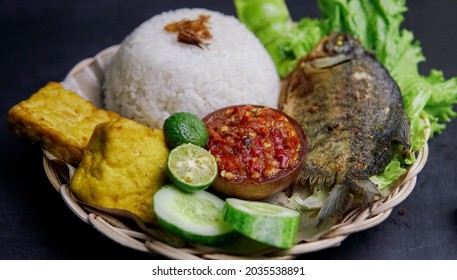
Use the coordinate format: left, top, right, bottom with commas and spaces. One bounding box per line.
326, 33, 354, 55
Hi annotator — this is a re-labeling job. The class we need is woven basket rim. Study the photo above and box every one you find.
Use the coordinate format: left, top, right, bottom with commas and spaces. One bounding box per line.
42, 45, 430, 260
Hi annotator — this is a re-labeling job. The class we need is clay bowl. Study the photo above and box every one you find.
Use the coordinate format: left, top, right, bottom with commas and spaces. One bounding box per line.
202, 105, 308, 200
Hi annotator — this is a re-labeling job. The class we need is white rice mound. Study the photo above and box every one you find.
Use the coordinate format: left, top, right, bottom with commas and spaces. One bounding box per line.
103, 8, 280, 128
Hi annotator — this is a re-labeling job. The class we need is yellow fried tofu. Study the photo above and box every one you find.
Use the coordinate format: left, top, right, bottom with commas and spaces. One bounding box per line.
7, 82, 120, 166
70, 118, 169, 224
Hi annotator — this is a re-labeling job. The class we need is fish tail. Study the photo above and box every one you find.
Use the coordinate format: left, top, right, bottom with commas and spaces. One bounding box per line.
317, 180, 381, 225
318, 184, 353, 224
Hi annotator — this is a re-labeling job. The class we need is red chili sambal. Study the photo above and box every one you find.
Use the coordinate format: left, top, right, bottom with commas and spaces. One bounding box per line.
204, 105, 302, 182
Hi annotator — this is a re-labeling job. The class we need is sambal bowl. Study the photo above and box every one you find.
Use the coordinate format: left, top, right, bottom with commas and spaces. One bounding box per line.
202, 104, 308, 200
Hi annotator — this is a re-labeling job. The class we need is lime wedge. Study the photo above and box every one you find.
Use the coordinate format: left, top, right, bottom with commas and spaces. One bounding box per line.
167, 143, 217, 192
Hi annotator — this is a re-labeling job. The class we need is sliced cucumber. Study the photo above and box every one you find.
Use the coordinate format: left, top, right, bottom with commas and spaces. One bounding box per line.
223, 198, 300, 249
153, 185, 237, 246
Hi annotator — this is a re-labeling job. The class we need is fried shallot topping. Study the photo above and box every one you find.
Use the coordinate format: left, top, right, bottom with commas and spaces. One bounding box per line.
164, 14, 212, 49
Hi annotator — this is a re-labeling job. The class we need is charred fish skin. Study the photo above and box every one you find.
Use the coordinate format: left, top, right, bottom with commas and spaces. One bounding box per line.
280, 32, 410, 222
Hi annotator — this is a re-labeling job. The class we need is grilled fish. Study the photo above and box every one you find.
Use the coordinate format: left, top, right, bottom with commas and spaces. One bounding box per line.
279, 32, 410, 223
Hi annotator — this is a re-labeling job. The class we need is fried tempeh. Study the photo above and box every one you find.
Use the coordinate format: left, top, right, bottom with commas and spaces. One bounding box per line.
7, 82, 120, 166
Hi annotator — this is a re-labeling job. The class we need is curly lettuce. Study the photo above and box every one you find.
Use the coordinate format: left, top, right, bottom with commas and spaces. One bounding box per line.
234, 0, 457, 189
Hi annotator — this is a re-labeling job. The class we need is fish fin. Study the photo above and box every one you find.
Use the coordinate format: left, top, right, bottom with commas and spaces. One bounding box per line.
351, 180, 381, 208
317, 184, 352, 225
390, 114, 411, 151
297, 166, 336, 190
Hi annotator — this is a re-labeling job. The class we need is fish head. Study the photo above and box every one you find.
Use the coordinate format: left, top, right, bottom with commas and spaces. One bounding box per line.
305, 32, 364, 69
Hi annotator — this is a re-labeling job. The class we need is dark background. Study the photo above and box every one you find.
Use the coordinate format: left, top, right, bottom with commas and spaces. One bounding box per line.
1, 0, 456, 259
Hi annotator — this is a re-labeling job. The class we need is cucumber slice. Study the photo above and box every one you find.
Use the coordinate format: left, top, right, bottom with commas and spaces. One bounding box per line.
153, 185, 237, 246
223, 198, 300, 249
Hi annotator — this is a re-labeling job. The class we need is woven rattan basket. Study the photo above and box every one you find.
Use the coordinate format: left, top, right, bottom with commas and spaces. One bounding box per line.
43, 46, 430, 259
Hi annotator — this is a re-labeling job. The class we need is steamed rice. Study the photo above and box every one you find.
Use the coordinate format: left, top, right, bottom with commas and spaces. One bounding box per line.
103, 8, 280, 128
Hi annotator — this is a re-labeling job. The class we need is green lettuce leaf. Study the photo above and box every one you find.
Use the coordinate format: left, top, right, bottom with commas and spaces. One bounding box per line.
423, 70, 457, 135
265, 18, 325, 77
234, 0, 293, 44
235, 0, 325, 77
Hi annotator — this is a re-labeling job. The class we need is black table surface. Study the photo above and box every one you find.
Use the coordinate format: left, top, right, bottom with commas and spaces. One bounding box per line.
1, 0, 456, 260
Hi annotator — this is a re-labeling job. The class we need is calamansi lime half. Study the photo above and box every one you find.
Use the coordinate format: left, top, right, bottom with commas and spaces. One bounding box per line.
167, 143, 217, 192
163, 112, 208, 149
